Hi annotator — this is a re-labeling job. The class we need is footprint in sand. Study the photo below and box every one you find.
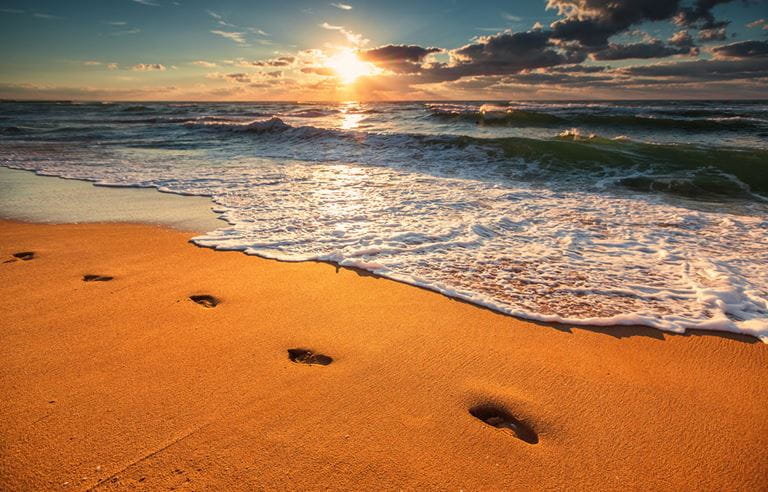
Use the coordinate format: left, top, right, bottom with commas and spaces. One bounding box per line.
83, 274, 114, 282
5, 251, 35, 262
287, 348, 333, 366
469, 404, 538, 444
189, 295, 220, 308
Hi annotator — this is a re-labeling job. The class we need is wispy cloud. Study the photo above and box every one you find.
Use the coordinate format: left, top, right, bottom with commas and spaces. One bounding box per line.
107, 63, 119, 70
32, 13, 62, 19
131, 0, 159, 6
132, 63, 166, 71
108, 21, 127, 26
112, 28, 141, 35
331, 2, 352, 10
249, 27, 270, 36
502, 12, 522, 22
211, 30, 247, 44
0, 8, 24, 14
321, 22, 343, 30
320, 22, 368, 46
83, 61, 102, 66
192, 60, 218, 68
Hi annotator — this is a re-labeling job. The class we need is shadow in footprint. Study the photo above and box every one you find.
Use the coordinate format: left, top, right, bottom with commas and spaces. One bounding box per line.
13, 252, 35, 261
83, 274, 114, 282
287, 348, 333, 366
469, 404, 538, 444
190, 295, 219, 308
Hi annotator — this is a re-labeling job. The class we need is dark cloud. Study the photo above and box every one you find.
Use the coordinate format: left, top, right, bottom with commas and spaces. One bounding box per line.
547, 0, 683, 47
548, 64, 608, 72
619, 56, 768, 80
359, 45, 440, 73
360, 45, 440, 63
499, 71, 613, 86
592, 41, 694, 60
546, 0, 741, 48
712, 39, 768, 57
674, 0, 733, 29
448, 30, 585, 74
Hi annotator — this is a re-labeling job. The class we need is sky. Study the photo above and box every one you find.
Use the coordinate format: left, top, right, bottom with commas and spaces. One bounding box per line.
0, 0, 766, 100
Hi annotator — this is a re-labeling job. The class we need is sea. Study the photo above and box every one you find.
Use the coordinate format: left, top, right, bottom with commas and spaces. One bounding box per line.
1, 100, 766, 340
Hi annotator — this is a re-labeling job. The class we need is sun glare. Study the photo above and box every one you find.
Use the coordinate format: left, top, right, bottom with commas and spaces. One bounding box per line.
325, 50, 378, 84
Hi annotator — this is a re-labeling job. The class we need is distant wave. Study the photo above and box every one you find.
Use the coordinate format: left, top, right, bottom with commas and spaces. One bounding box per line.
427, 104, 767, 131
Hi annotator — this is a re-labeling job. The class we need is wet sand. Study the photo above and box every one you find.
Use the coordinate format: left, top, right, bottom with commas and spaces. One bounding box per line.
0, 219, 766, 490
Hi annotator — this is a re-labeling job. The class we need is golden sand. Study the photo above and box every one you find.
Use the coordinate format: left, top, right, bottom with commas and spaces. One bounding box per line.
0, 220, 766, 490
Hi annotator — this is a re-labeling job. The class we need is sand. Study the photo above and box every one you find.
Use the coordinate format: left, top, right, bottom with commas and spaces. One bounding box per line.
0, 219, 766, 491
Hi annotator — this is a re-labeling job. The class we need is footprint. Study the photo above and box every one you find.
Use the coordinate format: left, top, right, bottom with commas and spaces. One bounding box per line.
189, 295, 219, 308
469, 404, 538, 444
13, 251, 35, 261
83, 275, 114, 282
287, 348, 333, 366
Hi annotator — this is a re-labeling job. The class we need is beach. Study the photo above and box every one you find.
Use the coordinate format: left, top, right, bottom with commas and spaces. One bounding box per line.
1, 213, 766, 490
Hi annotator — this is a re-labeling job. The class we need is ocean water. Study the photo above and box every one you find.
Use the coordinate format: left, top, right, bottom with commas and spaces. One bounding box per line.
1, 100, 767, 340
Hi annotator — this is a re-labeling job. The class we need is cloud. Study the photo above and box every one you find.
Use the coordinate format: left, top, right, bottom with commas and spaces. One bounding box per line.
249, 27, 270, 36
192, 60, 218, 68
132, 63, 167, 71
320, 22, 368, 45
674, 0, 733, 29
449, 30, 584, 73
0, 8, 24, 14
83, 61, 102, 66
746, 18, 766, 28
321, 22, 343, 30
362, 45, 441, 62
211, 30, 246, 44
224, 56, 295, 67
108, 21, 127, 26
331, 3, 352, 10
592, 41, 694, 60
547, 0, 683, 47
301, 66, 336, 76
698, 27, 727, 41
224, 73, 252, 83
130, 0, 159, 6
360, 45, 441, 73
668, 30, 695, 47
712, 40, 768, 58
107, 63, 119, 70
548, 64, 608, 73
32, 13, 62, 19
111, 28, 141, 35
502, 12, 522, 22
619, 56, 768, 81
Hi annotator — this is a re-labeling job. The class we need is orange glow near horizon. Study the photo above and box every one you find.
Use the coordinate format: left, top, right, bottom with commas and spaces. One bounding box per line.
325, 49, 379, 84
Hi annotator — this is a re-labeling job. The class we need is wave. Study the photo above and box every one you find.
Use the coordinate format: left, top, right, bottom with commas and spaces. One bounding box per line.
285, 108, 340, 118
185, 117, 768, 198
427, 105, 766, 131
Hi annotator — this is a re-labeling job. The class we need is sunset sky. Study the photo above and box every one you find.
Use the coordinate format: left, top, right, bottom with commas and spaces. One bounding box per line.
1, 0, 767, 100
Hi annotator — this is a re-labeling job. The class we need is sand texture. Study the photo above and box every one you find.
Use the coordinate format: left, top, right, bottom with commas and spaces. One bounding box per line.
0, 220, 766, 491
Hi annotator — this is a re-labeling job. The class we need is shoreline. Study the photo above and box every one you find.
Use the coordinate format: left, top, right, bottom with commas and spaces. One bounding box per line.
1, 219, 766, 489
4, 165, 763, 343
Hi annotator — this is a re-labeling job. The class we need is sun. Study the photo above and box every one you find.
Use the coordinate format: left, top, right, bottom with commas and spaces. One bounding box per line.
325, 49, 378, 84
